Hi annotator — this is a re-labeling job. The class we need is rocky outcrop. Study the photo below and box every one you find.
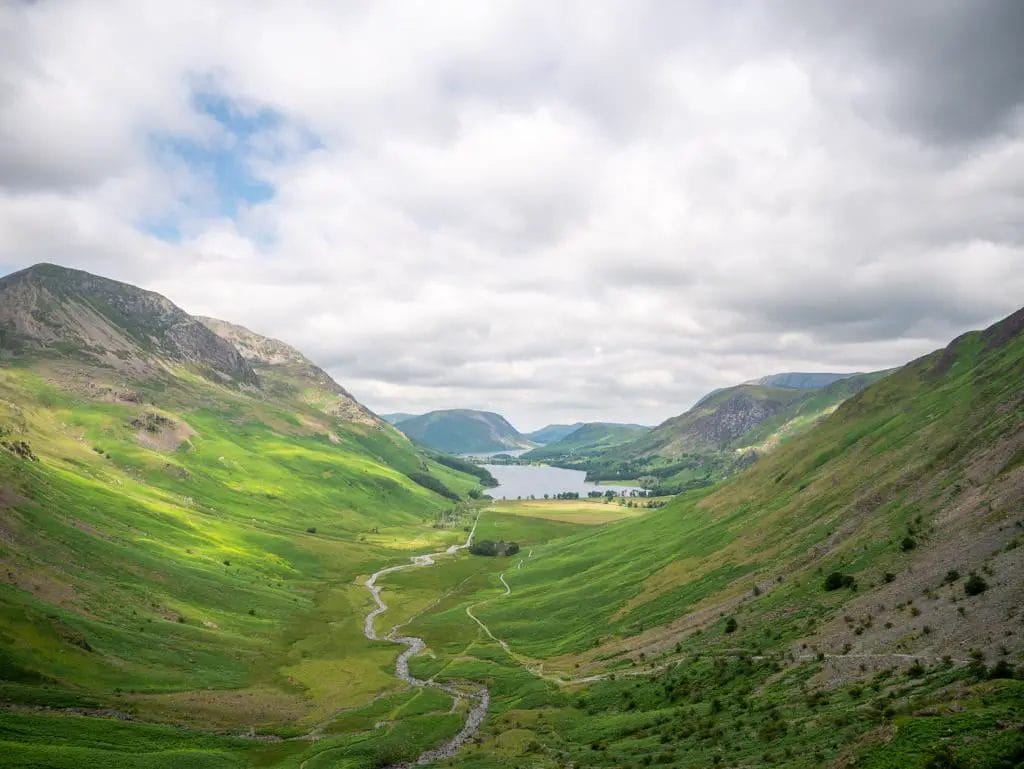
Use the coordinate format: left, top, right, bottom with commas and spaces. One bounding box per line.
198, 316, 379, 425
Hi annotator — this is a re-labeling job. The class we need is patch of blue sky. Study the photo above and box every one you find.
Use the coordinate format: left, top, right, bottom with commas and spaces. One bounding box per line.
144, 91, 318, 241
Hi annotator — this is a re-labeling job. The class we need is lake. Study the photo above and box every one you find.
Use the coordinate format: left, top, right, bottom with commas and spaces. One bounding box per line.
481, 462, 642, 500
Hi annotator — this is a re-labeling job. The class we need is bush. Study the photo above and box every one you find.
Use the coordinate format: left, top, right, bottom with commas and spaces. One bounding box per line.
906, 660, 926, 677
964, 573, 988, 596
724, 617, 738, 634
901, 536, 917, 551
306, 526, 317, 534
824, 572, 856, 591
987, 659, 1015, 680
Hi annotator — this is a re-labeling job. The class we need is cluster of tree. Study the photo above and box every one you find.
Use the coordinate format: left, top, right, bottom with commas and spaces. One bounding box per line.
405, 470, 459, 501
469, 539, 520, 557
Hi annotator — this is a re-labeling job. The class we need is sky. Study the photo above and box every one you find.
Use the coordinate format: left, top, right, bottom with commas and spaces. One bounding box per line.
1, 1, 1022, 431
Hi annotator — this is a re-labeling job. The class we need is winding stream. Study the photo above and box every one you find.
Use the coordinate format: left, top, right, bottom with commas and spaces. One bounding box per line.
362, 512, 489, 767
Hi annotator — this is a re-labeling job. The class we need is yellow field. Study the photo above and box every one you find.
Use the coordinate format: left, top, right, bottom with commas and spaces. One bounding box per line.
487, 498, 653, 524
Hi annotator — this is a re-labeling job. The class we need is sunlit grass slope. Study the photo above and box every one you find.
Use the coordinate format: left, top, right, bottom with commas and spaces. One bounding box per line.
0, 355, 483, 746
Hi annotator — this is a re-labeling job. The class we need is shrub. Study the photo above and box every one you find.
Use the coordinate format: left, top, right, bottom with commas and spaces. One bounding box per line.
824, 572, 856, 591
901, 536, 917, 551
987, 659, 1015, 679
943, 569, 960, 584
906, 660, 926, 678
306, 526, 317, 534
964, 573, 988, 596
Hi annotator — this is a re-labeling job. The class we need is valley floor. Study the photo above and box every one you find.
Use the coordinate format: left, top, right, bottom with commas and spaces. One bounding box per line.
3, 498, 1022, 769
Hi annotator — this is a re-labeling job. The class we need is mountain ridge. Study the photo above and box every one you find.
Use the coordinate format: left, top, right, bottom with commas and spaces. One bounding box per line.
395, 408, 533, 453
0, 263, 258, 385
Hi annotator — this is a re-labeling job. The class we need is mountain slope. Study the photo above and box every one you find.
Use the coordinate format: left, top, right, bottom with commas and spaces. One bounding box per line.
381, 412, 418, 425
481, 307, 1024, 657
521, 422, 650, 462
572, 372, 887, 491
198, 316, 377, 425
395, 408, 532, 453
451, 307, 1024, 767
0, 264, 257, 384
746, 371, 861, 389
0, 264, 484, 742
524, 423, 584, 444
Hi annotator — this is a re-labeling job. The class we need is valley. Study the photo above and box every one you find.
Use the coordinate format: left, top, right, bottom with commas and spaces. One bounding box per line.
0, 265, 1021, 768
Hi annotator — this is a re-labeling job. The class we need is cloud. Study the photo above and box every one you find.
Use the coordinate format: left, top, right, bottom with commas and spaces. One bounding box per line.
0, 1, 1021, 430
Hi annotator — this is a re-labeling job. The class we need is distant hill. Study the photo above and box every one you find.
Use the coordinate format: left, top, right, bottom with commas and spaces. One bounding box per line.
744, 371, 860, 389
560, 372, 887, 492
523, 423, 584, 444
521, 422, 650, 461
381, 412, 418, 425
395, 409, 533, 453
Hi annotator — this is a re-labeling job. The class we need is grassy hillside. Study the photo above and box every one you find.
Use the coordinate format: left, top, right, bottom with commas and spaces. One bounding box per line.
396, 409, 533, 454
567, 373, 886, 492
521, 422, 651, 463
523, 423, 584, 444
392, 308, 1024, 768
0, 266, 494, 767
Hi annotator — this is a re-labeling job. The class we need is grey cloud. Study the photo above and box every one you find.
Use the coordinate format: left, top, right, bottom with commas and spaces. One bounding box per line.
1, 1, 1022, 428
778, 0, 1024, 145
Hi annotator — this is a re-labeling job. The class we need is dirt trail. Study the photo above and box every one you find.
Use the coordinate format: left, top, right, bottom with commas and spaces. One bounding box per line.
363, 511, 489, 768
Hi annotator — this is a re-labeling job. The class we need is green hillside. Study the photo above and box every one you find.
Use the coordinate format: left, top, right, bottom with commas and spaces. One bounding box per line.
521, 422, 651, 462
402, 306, 1024, 768
395, 409, 533, 454
0, 265, 489, 766
523, 423, 584, 444
568, 372, 887, 492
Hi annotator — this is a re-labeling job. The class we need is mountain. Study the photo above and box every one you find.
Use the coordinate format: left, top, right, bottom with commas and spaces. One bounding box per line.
523, 422, 584, 444
521, 422, 650, 461
745, 371, 861, 389
0, 264, 487, 752
394, 408, 533, 453
197, 316, 376, 425
0, 263, 257, 384
381, 412, 418, 425
562, 371, 887, 491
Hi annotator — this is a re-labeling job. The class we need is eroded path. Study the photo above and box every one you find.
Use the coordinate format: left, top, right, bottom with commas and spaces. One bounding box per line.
362, 511, 489, 767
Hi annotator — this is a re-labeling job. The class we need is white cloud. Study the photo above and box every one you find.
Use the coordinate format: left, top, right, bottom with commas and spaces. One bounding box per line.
0, 1, 1021, 431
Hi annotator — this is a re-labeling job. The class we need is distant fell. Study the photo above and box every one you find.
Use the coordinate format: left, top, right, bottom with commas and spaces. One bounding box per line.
744, 371, 861, 389
395, 409, 532, 453
381, 412, 418, 425
522, 422, 650, 462
524, 423, 585, 444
